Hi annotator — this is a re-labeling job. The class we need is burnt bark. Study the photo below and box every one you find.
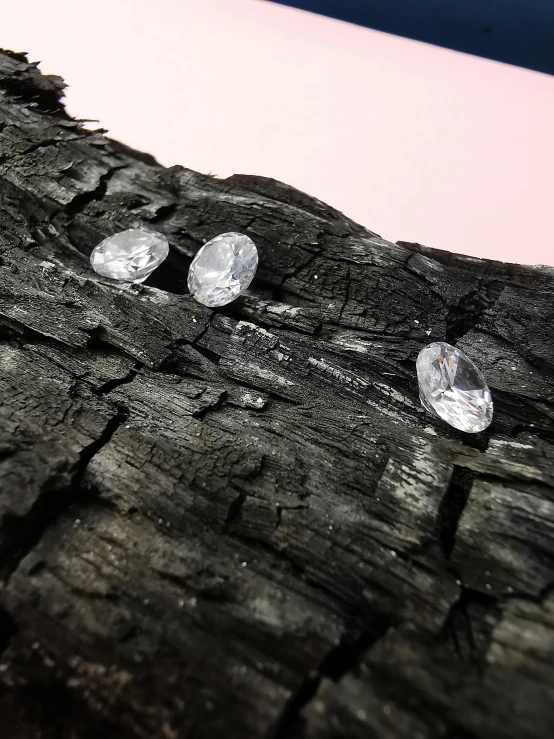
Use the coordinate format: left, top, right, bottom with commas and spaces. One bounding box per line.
0, 50, 553, 739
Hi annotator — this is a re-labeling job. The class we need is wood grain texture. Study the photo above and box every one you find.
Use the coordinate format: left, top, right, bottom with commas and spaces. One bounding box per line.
0, 50, 553, 739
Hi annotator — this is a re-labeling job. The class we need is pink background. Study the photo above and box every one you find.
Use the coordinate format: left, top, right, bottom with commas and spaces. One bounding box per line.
2, 0, 553, 265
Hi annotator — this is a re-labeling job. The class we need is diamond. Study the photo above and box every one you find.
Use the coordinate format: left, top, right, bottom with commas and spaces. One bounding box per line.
90, 229, 169, 283
188, 232, 258, 307
416, 342, 493, 433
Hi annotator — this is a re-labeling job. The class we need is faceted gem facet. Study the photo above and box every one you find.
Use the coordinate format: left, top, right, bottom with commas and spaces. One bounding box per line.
188, 232, 258, 307
90, 229, 169, 283
416, 342, 493, 433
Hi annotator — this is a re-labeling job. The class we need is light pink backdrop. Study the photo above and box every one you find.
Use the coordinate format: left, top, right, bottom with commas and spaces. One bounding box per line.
2, 0, 554, 265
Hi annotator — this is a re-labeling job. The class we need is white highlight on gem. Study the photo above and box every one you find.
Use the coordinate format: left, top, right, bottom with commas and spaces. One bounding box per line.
416, 341, 493, 433
188, 232, 258, 307
90, 228, 169, 283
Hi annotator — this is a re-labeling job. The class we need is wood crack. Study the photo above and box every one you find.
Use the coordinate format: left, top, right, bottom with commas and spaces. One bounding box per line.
271, 616, 392, 739
64, 163, 128, 217
93, 363, 142, 396
445, 281, 506, 344
434, 465, 477, 559
0, 407, 128, 583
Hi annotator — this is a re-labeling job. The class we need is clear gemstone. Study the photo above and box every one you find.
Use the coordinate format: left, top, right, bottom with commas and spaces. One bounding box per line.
188, 232, 258, 307
416, 342, 493, 433
90, 229, 169, 283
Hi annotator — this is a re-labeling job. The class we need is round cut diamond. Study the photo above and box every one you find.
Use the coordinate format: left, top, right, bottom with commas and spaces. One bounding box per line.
90, 229, 169, 283
188, 232, 258, 307
416, 342, 493, 433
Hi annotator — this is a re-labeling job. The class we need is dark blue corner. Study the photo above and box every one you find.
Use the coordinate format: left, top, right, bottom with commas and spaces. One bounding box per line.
272, 0, 554, 75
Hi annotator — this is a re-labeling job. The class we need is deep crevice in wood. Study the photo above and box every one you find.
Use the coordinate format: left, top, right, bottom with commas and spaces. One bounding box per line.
0, 409, 127, 583
64, 163, 128, 217
272, 616, 392, 739
435, 466, 477, 559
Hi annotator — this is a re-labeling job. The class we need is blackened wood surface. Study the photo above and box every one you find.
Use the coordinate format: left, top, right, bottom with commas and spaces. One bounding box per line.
0, 50, 553, 739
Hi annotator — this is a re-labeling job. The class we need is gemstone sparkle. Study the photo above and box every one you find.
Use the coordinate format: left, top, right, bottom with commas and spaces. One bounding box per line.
90, 229, 169, 283
416, 342, 493, 433
187, 232, 258, 307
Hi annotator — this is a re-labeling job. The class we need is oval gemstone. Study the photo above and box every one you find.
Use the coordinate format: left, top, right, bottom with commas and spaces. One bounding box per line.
90, 228, 169, 283
188, 232, 258, 307
416, 342, 493, 433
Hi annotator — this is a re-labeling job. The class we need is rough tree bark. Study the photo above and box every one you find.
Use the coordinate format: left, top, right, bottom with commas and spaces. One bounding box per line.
0, 50, 553, 739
